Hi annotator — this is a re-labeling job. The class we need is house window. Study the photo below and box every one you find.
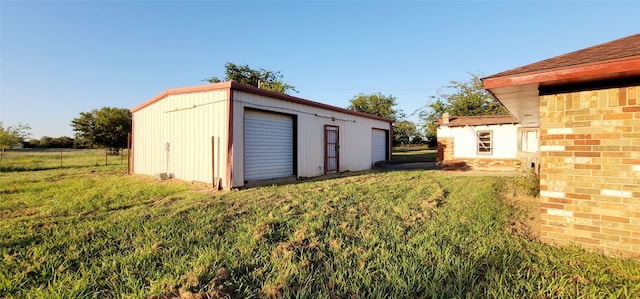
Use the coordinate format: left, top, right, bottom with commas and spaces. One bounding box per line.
477, 131, 492, 155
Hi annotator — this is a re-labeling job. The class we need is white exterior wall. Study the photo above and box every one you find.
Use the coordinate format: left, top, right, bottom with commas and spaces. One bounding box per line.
437, 123, 520, 159
132, 90, 229, 185
231, 91, 391, 187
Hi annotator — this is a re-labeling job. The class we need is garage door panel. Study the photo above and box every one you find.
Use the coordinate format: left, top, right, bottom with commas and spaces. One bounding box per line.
244, 159, 293, 167
372, 129, 387, 165
247, 166, 293, 173
244, 110, 294, 181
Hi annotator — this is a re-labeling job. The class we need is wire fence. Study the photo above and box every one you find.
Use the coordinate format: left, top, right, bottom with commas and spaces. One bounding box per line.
0, 149, 129, 172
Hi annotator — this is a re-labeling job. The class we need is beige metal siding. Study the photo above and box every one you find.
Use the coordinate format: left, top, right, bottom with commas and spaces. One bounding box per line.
231, 91, 391, 187
132, 90, 229, 186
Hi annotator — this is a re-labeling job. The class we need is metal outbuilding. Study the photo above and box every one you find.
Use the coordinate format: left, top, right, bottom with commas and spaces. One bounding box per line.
130, 81, 393, 189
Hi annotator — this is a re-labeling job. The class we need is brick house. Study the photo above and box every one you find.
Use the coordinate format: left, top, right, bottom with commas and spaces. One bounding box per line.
435, 113, 539, 171
483, 33, 640, 257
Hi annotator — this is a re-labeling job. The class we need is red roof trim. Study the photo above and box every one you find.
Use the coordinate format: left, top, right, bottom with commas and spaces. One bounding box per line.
227, 82, 393, 122
130, 82, 233, 113
131, 81, 394, 123
483, 57, 640, 89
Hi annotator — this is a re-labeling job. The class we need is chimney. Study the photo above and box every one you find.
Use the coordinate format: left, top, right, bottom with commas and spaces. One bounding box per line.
442, 112, 450, 124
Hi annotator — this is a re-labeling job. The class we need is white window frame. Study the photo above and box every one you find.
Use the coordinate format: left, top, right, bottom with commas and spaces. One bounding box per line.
519, 129, 539, 153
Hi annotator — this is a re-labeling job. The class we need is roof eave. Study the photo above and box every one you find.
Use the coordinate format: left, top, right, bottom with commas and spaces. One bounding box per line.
131, 82, 232, 113
228, 82, 395, 123
435, 115, 519, 127
483, 57, 640, 90
132, 81, 394, 123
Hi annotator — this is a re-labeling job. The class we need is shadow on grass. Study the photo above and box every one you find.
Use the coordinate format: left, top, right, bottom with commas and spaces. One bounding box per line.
239, 162, 476, 190
241, 169, 380, 189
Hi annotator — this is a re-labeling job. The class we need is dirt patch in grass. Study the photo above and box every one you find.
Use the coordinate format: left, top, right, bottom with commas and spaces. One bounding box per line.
504, 192, 539, 240
147, 267, 232, 299
499, 174, 540, 240
146, 288, 229, 299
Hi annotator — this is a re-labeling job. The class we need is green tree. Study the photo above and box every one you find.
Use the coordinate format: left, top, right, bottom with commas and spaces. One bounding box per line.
0, 122, 31, 150
347, 92, 402, 120
205, 62, 297, 94
32, 136, 74, 148
71, 107, 131, 154
348, 92, 412, 145
0, 122, 31, 162
419, 73, 508, 145
393, 120, 423, 145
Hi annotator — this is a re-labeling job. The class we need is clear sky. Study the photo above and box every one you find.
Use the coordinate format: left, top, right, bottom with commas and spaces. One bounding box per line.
1, 0, 638, 139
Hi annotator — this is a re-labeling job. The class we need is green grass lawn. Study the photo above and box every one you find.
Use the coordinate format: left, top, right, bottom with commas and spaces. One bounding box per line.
0, 149, 128, 172
391, 146, 436, 163
1, 165, 639, 298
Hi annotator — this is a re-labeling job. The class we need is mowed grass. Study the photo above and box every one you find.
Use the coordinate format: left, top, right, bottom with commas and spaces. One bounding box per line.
0, 149, 128, 171
1, 166, 639, 298
391, 146, 436, 163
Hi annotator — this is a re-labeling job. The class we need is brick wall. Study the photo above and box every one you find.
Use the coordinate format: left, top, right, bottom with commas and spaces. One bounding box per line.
436, 137, 454, 165
441, 158, 522, 171
539, 85, 640, 257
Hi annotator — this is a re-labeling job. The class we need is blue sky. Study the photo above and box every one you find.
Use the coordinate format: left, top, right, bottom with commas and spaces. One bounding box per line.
1, 1, 638, 139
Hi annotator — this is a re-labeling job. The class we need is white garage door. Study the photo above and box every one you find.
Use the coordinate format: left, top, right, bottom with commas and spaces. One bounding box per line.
244, 110, 294, 181
372, 129, 387, 165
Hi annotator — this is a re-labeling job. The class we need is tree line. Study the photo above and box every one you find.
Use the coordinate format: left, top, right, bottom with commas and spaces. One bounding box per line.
0, 107, 131, 154
347, 73, 506, 146
25, 136, 76, 148
1, 63, 505, 153
208, 63, 506, 146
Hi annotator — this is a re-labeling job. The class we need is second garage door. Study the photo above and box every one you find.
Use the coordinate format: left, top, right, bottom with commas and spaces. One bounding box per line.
244, 109, 294, 181
371, 128, 388, 166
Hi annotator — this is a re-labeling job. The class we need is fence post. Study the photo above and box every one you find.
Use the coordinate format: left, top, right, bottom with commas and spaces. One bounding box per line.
60, 151, 63, 168
127, 133, 132, 174
105, 148, 108, 166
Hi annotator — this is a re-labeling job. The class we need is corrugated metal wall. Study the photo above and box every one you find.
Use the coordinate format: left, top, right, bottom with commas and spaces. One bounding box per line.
231, 91, 391, 187
132, 90, 229, 185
